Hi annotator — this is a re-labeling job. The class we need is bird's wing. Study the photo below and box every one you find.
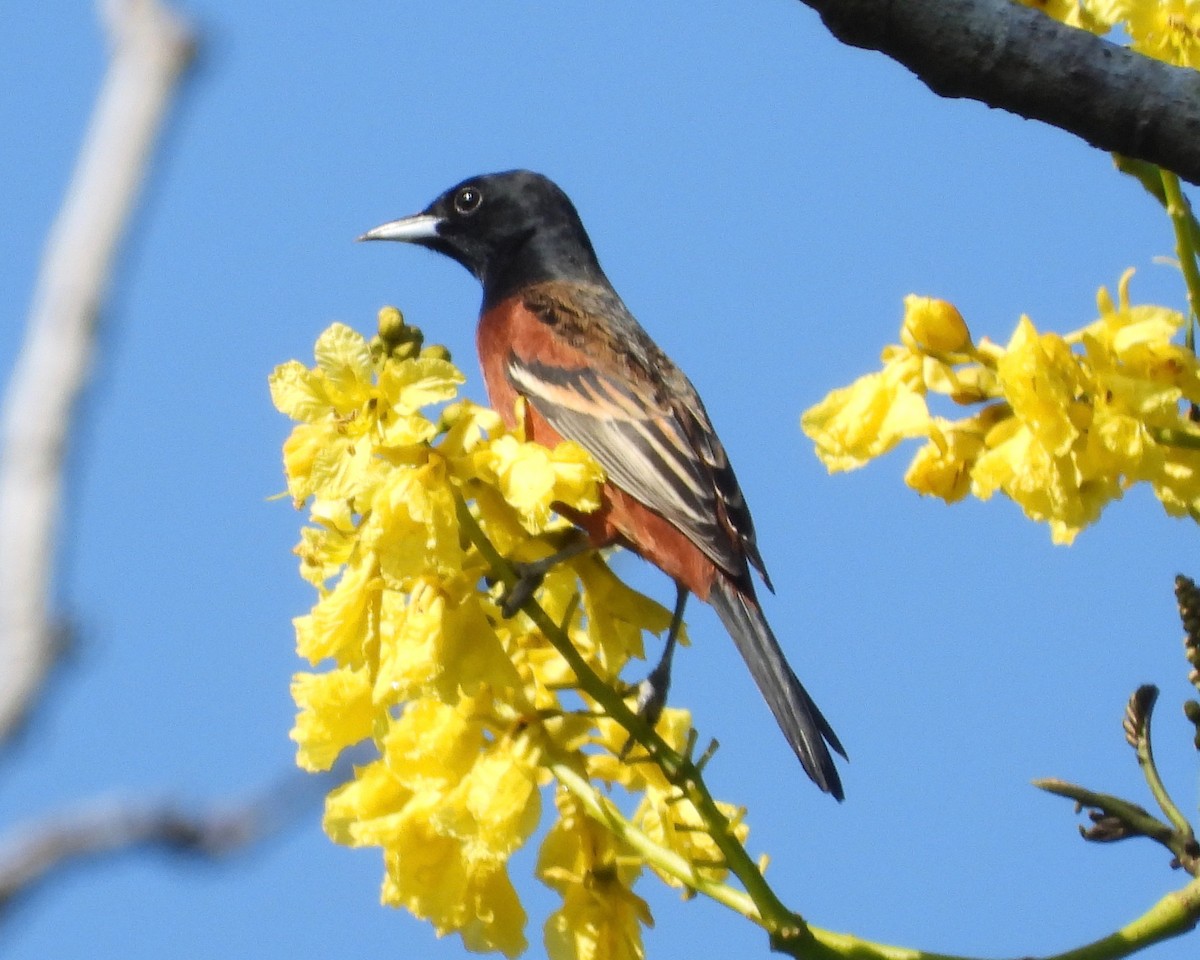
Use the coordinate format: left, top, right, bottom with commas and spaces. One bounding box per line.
505, 282, 770, 587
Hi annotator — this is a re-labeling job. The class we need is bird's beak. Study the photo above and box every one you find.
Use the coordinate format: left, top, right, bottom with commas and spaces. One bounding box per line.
357, 213, 442, 243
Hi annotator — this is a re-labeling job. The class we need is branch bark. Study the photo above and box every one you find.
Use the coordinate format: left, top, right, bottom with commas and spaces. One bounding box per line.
0, 771, 326, 917
799, 0, 1200, 186
0, 0, 196, 743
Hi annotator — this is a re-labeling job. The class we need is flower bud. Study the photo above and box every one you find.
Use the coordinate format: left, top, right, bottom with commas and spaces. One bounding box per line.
901, 295, 972, 354
420, 344, 452, 362
376, 305, 424, 358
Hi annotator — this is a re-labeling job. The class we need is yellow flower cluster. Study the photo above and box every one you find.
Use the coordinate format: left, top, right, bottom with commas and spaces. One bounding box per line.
1016, 0, 1113, 33
802, 274, 1200, 543
1021, 0, 1200, 68
271, 310, 746, 959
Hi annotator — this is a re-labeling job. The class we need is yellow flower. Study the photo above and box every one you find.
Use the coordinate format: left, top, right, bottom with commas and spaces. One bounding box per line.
1085, 270, 1197, 415
920, 357, 998, 405
290, 666, 375, 771
370, 700, 537, 958
575, 554, 679, 674
1090, 0, 1200, 66
807, 273, 1200, 543
1018, 0, 1115, 32
377, 355, 465, 447
635, 789, 745, 888
323, 757, 412, 849
905, 416, 991, 503
269, 321, 462, 508
1154, 447, 1200, 519
801, 353, 930, 472
292, 510, 356, 587
381, 696, 482, 795
474, 434, 604, 530
434, 731, 545, 863
313, 322, 374, 407
538, 791, 651, 960
900, 294, 972, 355
292, 551, 379, 666
971, 418, 1108, 544
996, 316, 1088, 457
381, 805, 528, 958
278, 313, 760, 957
373, 583, 447, 702
367, 465, 465, 588
589, 707, 695, 792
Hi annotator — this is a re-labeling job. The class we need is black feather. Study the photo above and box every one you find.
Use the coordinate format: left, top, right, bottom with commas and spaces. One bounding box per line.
708, 578, 845, 800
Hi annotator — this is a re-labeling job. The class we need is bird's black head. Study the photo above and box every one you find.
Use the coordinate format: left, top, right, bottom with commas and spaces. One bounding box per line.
359, 170, 609, 307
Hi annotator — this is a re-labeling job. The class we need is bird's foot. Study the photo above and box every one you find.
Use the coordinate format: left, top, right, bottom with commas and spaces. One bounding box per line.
498, 532, 593, 619
500, 560, 549, 618
618, 660, 674, 760
620, 584, 688, 758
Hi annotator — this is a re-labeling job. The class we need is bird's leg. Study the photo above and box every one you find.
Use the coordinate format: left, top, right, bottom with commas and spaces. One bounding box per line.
621, 583, 688, 757
500, 529, 593, 618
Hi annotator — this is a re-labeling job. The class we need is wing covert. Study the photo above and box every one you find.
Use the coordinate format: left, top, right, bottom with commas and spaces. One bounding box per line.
507, 350, 745, 580
501, 280, 772, 586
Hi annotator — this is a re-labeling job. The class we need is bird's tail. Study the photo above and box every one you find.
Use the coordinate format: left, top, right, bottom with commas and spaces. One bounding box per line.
708, 578, 846, 800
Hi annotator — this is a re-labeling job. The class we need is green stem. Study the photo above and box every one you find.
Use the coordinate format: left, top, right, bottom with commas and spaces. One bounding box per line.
548, 758, 758, 919
452, 490, 672, 763
451, 490, 805, 940
1127, 690, 1198, 863
807, 878, 1200, 960
1115, 156, 1200, 286
1159, 169, 1200, 353
1034, 778, 1177, 848
452, 487, 1200, 960
1150, 425, 1200, 451
1032, 877, 1200, 960
1034, 778, 1199, 874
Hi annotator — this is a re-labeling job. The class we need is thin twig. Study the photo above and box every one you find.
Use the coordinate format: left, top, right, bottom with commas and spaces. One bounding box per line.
1114, 157, 1200, 273
0, 769, 326, 917
1122, 687, 1198, 861
1035, 780, 1182, 853
0, 0, 197, 744
451, 492, 812, 946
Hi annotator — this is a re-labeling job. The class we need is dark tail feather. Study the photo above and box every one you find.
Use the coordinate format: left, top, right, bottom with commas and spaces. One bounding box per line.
708, 578, 846, 801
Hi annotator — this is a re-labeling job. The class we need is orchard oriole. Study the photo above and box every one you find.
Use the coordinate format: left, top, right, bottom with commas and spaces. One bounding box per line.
360, 170, 846, 799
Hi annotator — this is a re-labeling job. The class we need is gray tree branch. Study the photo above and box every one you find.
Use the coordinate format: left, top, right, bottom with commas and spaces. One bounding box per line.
799, 0, 1200, 186
0, 772, 327, 917
0, 0, 196, 743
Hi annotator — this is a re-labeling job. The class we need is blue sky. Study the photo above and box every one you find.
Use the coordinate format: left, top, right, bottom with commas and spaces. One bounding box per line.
2, 2, 1197, 958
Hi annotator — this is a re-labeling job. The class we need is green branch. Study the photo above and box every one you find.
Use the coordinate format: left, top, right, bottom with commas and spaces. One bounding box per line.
451, 489, 809, 945
1038, 878, 1200, 960
1150, 426, 1200, 451
1114, 157, 1200, 252
1160, 170, 1200, 353
454, 487, 1200, 960
1114, 157, 1200, 353
1122, 686, 1198, 864
810, 878, 1200, 960
1034, 779, 1184, 862
1033, 682, 1198, 880
547, 758, 759, 919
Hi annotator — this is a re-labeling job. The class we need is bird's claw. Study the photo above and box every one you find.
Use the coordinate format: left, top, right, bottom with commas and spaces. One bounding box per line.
499, 562, 547, 618
498, 535, 593, 618
619, 659, 673, 759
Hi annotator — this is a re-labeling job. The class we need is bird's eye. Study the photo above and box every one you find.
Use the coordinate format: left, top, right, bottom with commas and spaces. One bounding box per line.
453, 186, 482, 215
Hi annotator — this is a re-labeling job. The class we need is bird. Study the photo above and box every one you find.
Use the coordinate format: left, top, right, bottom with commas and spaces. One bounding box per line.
359, 170, 846, 799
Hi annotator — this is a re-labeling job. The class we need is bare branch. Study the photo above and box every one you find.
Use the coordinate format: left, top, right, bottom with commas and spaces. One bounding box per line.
799, 0, 1200, 186
0, 0, 197, 742
0, 771, 327, 917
